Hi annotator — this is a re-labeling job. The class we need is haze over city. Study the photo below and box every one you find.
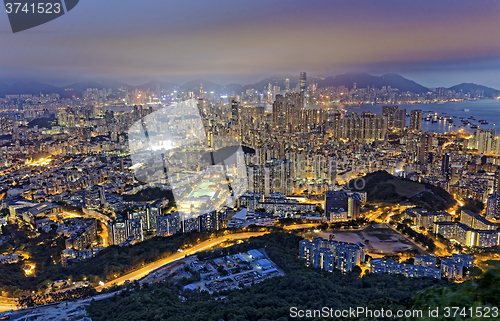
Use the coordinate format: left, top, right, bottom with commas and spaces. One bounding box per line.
1, 0, 500, 88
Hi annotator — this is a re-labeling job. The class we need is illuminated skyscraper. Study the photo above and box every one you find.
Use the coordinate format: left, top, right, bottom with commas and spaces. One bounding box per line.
382, 105, 406, 130
442, 153, 450, 178
272, 92, 302, 133
156, 212, 180, 237
418, 133, 432, 165
339, 112, 386, 142
107, 221, 127, 245
85, 185, 106, 209
486, 192, 500, 220
300, 72, 307, 108
326, 155, 338, 185
231, 99, 239, 129
495, 168, 500, 194
280, 159, 294, 195
410, 109, 422, 131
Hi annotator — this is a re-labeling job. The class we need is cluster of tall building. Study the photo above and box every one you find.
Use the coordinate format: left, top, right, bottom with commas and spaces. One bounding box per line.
433, 209, 499, 247
441, 253, 474, 279
466, 128, 500, 155
158, 210, 224, 236
272, 103, 389, 142
299, 237, 366, 273
107, 209, 224, 246
382, 105, 406, 130
335, 112, 387, 142
370, 255, 441, 279
108, 205, 159, 245
64, 218, 97, 250
404, 208, 453, 229
370, 253, 474, 280
247, 158, 294, 196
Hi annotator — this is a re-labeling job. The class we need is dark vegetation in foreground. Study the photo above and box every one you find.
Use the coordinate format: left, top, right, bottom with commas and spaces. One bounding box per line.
410, 265, 500, 321
0, 225, 278, 296
87, 232, 450, 321
348, 171, 456, 211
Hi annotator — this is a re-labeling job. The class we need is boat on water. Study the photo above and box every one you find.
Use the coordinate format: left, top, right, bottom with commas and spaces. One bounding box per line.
471, 125, 479, 129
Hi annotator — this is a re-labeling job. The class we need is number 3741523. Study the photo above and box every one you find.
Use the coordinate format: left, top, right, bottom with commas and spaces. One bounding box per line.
5, 2, 61, 14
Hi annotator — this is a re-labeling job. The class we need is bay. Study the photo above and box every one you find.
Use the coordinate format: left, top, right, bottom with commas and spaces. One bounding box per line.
340, 99, 500, 134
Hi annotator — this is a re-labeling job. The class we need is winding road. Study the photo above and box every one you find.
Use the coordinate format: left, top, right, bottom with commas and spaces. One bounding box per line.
0, 231, 270, 313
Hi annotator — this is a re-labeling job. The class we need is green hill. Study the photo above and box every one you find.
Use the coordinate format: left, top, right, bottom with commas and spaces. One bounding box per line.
347, 171, 456, 211
410, 266, 500, 320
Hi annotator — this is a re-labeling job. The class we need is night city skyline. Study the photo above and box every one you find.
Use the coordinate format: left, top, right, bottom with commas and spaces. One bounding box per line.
1, 1, 500, 319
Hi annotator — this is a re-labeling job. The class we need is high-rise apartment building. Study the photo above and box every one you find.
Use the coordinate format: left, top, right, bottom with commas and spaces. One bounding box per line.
325, 191, 361, 221
127, 218, 144, 242
486, 192, 500, 220
441, 153, 450, 178
300, 72, 307, 108
85, 185, 106, 209
299, 237, 365, 273
107, 221, 128, 245
157, 212, 180, 237
272, 93, 302, 133
338, 112, 387, 142
382, 105, 406, 130
494, 168, 500, 194
146, 206, 160, 231
418, 133, 432, 165
410, 109, 422, 131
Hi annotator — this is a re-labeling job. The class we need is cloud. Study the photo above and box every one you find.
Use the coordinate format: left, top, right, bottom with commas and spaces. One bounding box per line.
1, 0, 499, 86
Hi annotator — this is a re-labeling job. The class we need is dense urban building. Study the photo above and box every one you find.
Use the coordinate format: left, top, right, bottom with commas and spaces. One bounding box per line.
324, 191, 361, 222
370, 258, 441, 279
299, 237, 365, 273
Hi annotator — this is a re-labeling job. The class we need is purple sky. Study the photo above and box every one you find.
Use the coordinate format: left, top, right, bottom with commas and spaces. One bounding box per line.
1, 0, 500, 88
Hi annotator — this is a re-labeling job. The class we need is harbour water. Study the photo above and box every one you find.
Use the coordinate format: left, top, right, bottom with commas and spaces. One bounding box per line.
341, 99, 500, 134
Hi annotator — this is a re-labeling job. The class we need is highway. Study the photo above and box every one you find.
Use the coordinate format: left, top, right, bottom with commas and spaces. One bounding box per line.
0, 297, 17, 313
282, 223, 318, 230
0, 231, 270, 313
96, 231, 269, 291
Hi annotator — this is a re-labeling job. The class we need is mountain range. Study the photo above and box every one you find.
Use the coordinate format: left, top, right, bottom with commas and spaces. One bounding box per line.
0, 73, 498, 98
